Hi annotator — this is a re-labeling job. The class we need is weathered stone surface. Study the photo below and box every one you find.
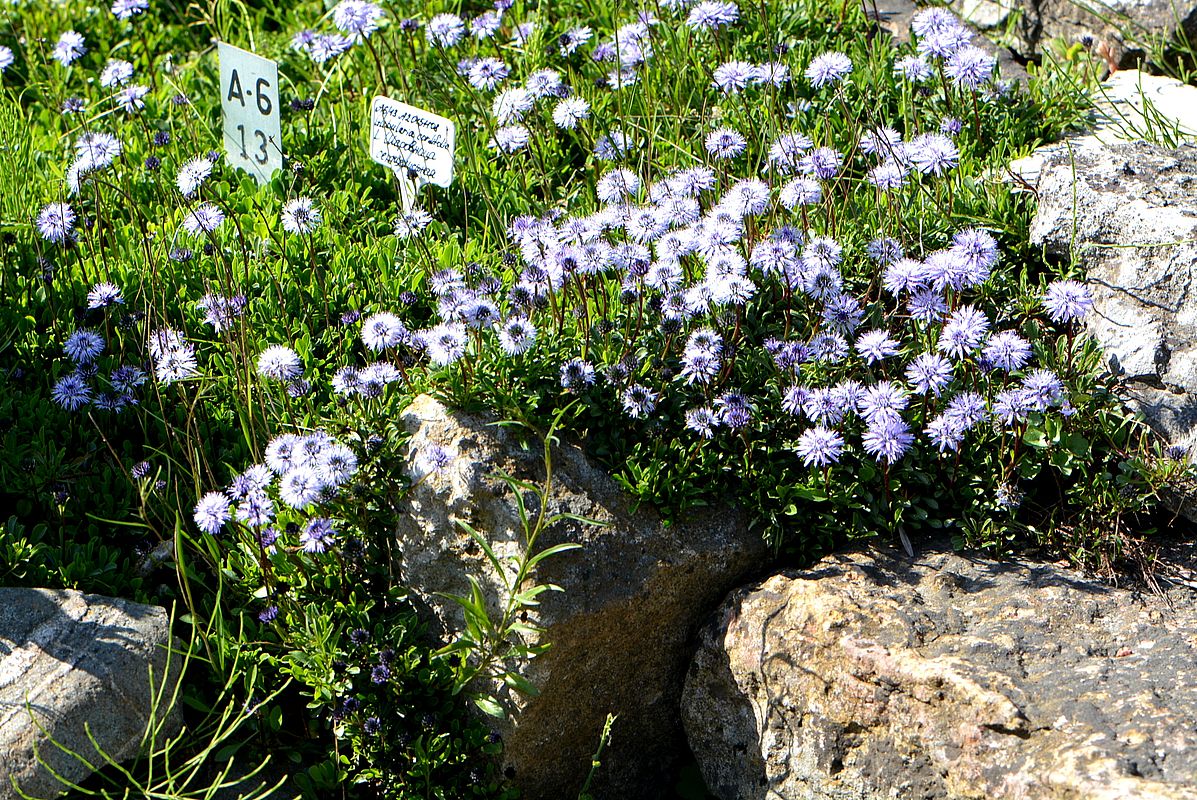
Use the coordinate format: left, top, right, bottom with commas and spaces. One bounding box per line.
1009, 69, 1197, 185
0, 588, 182, 800
395, 395, 766, 800
683, 544, 1197, 800
953, 0, 1197, 67
1028, 139, 1197, 464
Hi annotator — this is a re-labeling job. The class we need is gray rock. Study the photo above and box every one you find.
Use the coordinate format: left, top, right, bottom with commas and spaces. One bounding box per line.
395, 395, 766, 800
0, 588, 182, 800
683, 544, 1197, 800
953, 0, 1197, 67
1028, 138, 1197, 467
1009, 70, 1197, 186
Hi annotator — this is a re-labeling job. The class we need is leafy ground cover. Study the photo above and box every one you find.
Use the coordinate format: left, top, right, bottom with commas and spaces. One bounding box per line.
0, 0, 1192, 796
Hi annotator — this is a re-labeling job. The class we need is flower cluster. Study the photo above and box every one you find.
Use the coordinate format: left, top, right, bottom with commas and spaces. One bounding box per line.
193, 430, 358, 552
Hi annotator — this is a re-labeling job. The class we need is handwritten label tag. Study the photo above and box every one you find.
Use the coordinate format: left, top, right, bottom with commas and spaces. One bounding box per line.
218, 42, 282, 185
369, 97, 455, 189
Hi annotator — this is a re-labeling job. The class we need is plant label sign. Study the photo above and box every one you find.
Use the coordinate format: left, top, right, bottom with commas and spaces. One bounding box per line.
218, 42, 282, 185
369, 97, 455, 190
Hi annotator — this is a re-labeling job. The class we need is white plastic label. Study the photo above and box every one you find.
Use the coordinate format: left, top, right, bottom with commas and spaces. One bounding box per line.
218, 43, 282, 184
369, 97, 455, 188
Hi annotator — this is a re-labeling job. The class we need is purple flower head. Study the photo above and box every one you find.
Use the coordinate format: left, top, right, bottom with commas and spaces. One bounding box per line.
300, 518, 336, 553
991, 388, 1031, 425
282, 198, 322, 234
560, 358, 596, 391
686, 1, 740, 31
235, 491, 275, 528
52, 373, 91, 411
782, 385, 811, 416
860, 127, 902, 158
906, 353, 954, 396
780, 177, 822, 209
925, 415, 965, 453
308, 34, 353, 63
705, 127, 747, 160
37, 202, 76, 244
895, 54, 932, 82
767, 132, 814, 174
622, 384, 659, 419
711, 60, 759, 93
907, 133, 958, 176
553, 97, 590, 129
227, 464, 272, 501
805, 52, 852, 88
194, 492, 230, 535
490, 125, 530, 154
950, 228, 999, 283
862, 417, 915, 464
855, 330, 902, 364
278, 467, 322, 510
801, 147, 843, 180
883, 258, 927, 296
182, 204, 225, 235
426, 13, 465, 46
64, 329, 104, 364
1021, 369, 1065, 410
803, 387, 848, 425
810, 331, 850, 362
938, 305, 990, 360
333, 0, 385, 39
257, 345, 302, 382
685, 406, 720, 438
945, 45, 995, 88
859, 381, 909, 426
1042, 280, 1092, 324
868, 160, 908, 191
820, 294, 863, 335
715, 392, 753, 430
53, 31, 86, 66
983, 330, 1032, 372
111, 0, 148, 20
945, 391, 987, 430
867, 237, 904, 267
420, 323, 467, 366
907, 287, 948, 323
796, 425, 845, 467
918, 25, 972, 60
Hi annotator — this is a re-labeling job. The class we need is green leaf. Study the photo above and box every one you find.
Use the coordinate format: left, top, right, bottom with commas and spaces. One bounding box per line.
501, 670, 540, 698
473, 695, 505, 718
1022, 427, 1049, 448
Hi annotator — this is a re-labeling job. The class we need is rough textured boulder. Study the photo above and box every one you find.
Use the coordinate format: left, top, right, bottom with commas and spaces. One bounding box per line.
683, 544, 1197, 800
953, 0, 1197, 67
1009, 69, 1197, 186
394, 395, 766, 800
1028, 137, 1197, 463
0, 588, 181, 800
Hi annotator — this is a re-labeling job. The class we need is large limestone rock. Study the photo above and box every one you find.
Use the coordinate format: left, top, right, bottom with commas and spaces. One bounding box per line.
394, 395, 766, 800
683, 544, 1197, 800
954, 0, 1197, 67
1028, 137, 1197, 462
1009, 69, 1197, 186
0, 588, 181, 800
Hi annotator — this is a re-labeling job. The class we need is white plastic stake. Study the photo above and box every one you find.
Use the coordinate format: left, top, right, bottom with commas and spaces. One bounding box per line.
368, 96, 455, 194
218, 42, 282, 184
